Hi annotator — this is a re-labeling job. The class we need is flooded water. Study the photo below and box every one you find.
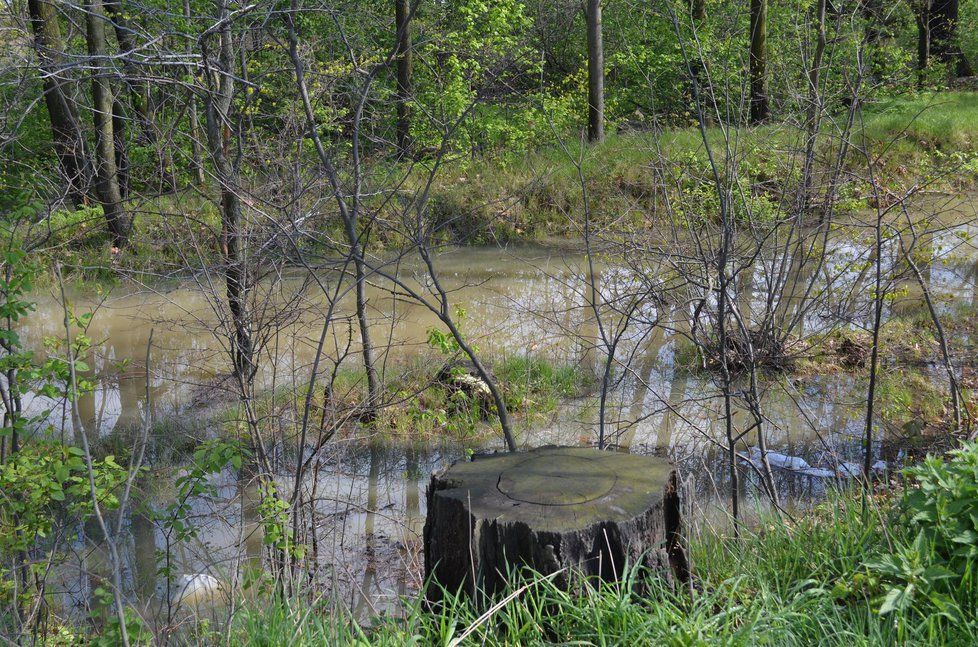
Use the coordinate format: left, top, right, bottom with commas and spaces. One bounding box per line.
24, 196, 978, 622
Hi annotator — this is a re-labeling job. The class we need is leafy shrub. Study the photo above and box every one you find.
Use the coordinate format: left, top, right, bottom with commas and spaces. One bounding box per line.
860, 443, 978, 618
902, 442, 978, 577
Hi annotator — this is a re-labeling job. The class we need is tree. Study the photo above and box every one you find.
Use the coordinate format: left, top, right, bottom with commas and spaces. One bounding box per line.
283, 0, 381, 419
586, 0, 604, 142
85, 0, 132, 248
26, 0, 91, 205
748, 0, 769, 123
395, 0, 413, 155
105, 0, 178, 193
912, 0, 974, 80
201, 0, 252, 390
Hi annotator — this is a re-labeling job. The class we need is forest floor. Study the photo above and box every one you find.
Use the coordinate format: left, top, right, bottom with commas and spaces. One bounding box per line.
426, 91, 978, 244
41, 92, 978, 281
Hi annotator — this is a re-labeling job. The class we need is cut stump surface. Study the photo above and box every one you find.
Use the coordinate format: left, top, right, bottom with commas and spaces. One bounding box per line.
423, 446, 687, 601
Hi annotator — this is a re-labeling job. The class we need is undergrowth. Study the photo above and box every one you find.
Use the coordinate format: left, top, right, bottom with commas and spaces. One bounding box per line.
218, 446, 978, 645
27, 92, 978, 282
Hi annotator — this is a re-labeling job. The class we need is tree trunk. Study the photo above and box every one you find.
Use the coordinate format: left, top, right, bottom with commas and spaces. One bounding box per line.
105, 0, 178, 193
749, 0, 769, 123
284, 4, 381, 420
586, 0, 604, 142
184, 0, 207, 186
689, 0, 712, 126
27, 0, 91, 205
930, 0, 973, 77
914, 0, 974, 80
112, 98, 130, 200
85, 0, 132, 248
424, 446, 689, 602
394, 0, 413, 155
202, 0, 253, 385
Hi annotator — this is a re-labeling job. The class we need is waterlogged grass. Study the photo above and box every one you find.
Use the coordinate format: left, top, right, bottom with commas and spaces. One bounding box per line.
211, 354, 592, 445
380, 354, 593, 441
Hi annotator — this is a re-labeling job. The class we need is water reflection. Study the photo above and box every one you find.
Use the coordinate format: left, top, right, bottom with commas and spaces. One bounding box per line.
31, 199, 978, 620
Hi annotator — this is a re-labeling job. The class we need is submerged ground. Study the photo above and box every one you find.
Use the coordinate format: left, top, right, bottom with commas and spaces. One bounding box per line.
11, 92, 978, 645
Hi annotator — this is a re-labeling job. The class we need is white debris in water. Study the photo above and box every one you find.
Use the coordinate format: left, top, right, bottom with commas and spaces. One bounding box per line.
745, 449, 890, 480
749, 449, 811, 471
836, 462, 863, 478
172, 573, 222, 606
797, 467, 836, 478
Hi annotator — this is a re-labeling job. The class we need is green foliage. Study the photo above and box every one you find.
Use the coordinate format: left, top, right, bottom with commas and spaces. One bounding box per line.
227, 486, 978, 645
411, 0, 543, 153
161, 438, 248, 544
89, 587, 153, 647
258, 480, 305, 560
902, 442, 978, 581
0, 444, 126, 554
863, 532, 965, 619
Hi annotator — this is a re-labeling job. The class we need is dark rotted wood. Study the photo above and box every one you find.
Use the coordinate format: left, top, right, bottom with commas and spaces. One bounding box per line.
423, 446, 688, 602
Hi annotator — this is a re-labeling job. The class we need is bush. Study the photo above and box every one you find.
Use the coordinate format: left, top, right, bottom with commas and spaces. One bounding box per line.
902, 442, 978, 578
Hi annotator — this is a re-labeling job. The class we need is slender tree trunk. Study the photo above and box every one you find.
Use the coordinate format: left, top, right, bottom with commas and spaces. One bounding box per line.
184, 0, 207, 186
586, 0, 604, 142
915, 1, 931, 84
284, 5, 381, 419
718, 248, 740, 534
900, 222, 962, 434
85, 0, 132, 248
201, 0, 252, 388
689, 0, 712, 126
394, 0, 413, 155
27, 0, 91, 205
112, 98, 130, 200
749, 0, 769, 123
105, 0, 178, 193
862, 205, 885, 484
800, 0, 827, 213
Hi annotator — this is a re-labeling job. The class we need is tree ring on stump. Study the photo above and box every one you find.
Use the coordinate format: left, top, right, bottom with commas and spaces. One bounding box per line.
424, 445, 688, 603
496, 454, 618, 505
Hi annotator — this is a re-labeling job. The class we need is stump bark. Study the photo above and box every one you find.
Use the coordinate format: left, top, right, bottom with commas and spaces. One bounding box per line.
423, 446, 688, 601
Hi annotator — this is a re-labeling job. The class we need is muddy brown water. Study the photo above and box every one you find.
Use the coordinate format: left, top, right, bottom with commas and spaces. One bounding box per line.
21, 197, 978, 622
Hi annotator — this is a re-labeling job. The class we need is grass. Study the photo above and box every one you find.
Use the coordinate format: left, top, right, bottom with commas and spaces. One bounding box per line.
375, 354, 593, 442
425, 91, 978, 242
28, 92, 978, 283
29, 445, 978, 645
213, 479, 978, 646
208, 353, 592, 446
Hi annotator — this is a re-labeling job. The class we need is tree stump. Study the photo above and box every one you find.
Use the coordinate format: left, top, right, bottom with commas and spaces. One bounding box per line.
423, 446, 688, 602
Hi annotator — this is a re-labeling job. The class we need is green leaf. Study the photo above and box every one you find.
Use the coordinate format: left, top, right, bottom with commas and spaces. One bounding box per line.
879, 584, 913, 616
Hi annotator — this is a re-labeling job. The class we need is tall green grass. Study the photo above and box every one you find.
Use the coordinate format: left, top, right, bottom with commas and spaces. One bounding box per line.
219, 471, 978, 646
